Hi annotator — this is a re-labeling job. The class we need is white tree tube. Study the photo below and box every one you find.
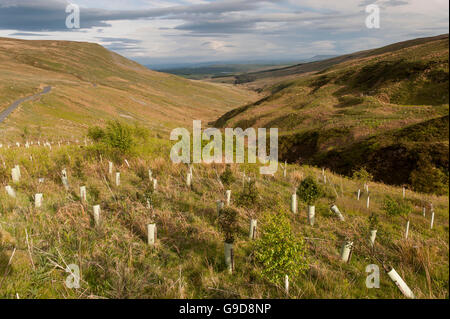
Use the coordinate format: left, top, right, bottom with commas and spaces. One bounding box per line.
226, 190, 231, 206
148, 224, 156, 245
186, 172, 192, 187
249, 219, 257, 240
80, 186, 87, 202
115, 172, 120, 186
61, 169, 69, 190
224, 243, 234, 274
108, 162, 113, 175
330, 204, 345, 221
405, 220, 410, 239
387, 267, 415, 299
291, 193, 297, 214
93, 205, 101, 226
35, 193, 43, 208
430, 211, 435, 229
11, 167, 20, 183
370, 230, 377, 247
284, 275, 289, 295
5, 185, 16, 198
307, 205, 315, 226
340, 241, 353, 263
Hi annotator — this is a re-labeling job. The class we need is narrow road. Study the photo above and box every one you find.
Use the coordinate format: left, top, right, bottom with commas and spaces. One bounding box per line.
0, 86, 52, 123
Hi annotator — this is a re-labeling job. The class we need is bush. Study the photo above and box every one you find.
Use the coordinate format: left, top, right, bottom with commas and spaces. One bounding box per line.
220, 165, 235, 188
297, 176, 322, 205
218, 207, 239, 244
254, 213, 308, 285
87, 126, 105, 142
236, 180, 258, 208
104, 121, 134, 153
86, 121, 148, 160
352, 167, 373, 185
410, 161, 449, 196
383, 196, 412, 218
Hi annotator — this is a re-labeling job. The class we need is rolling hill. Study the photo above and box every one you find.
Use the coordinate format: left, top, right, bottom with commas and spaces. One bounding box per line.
215, 34, 449, 195
0, 37, 259, 142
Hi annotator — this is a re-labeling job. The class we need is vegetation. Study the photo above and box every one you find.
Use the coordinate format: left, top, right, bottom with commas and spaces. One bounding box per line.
0, 37, 259, 141
254, 212, 308, 286
297, 177, 322, 206
0, 139, 448, 299
352, 167, 373, 186
383, 196, 413, 219
220, 165, 236, 188
236, 180, 259, 208
218, 207, 239, 244
215, 35, 449, 195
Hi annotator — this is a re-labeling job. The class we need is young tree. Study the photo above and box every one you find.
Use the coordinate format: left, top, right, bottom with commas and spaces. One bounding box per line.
254, 212, 308, 286
297, 176, 323, 226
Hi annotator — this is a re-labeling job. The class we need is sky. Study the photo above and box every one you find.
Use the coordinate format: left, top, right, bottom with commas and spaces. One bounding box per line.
0, 0, 448, 67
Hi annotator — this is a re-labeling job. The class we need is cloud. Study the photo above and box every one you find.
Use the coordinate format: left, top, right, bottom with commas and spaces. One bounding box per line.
0, 0, 280, 31
0, 0, 448, 66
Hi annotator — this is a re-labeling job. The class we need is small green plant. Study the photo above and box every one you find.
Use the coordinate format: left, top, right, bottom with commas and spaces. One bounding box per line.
383, 195, 412, 218
297, 176, 322, 205
220, 165, 235, 188
254, 212, 308, 285
236, 180, 258, 208
352, 167, 373, 186
218, 207, 239, 244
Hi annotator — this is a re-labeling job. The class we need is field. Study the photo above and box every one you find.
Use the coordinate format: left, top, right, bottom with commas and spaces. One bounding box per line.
0, 136, 448, 299
0, 34, 448, 300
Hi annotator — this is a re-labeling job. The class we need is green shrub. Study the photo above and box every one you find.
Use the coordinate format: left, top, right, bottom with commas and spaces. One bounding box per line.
297, 176, 322, 205
383, 195, 412, 218
220, 165, 235, 188
218, 207, 239, 244
254, 212, 308, 285
352, 167, 373, 185
104, 121, 134, 153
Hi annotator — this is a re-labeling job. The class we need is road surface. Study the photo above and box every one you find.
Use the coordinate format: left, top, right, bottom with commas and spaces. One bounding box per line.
0, 86, 52, 123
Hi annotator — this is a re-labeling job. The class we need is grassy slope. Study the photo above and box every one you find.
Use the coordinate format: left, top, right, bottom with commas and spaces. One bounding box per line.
0, 143, 448, 299
214, 35, 449, 193
0, 37, 259, 141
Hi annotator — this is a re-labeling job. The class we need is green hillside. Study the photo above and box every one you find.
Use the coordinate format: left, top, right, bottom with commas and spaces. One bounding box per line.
0, 37, 258, 141
215, 34, 449, 195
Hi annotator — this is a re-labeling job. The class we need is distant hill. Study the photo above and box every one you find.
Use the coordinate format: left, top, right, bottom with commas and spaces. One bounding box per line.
225, 34, 449, 88
215, 34, 449, 194
0, 37, 258, 141
157, 56, 336, 81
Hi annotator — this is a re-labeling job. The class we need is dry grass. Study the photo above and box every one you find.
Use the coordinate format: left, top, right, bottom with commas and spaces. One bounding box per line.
0, 142, 448, 299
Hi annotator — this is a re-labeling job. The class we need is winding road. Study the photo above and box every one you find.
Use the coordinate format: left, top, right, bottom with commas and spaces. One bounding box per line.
0, 86, 52, 124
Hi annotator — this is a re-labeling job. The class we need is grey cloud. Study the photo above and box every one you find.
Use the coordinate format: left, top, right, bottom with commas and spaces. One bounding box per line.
0, 0, 279, 31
